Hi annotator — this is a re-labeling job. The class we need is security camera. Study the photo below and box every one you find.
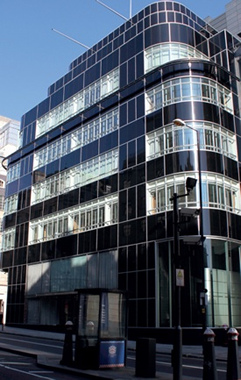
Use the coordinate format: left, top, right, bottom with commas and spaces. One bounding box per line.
186, 177, 197, 193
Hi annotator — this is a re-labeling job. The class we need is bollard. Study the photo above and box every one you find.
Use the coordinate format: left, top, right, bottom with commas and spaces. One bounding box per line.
60, 321, 74, 366
136, 338, 156, 378
203, 328, 217, 380
227, 328, 241, 380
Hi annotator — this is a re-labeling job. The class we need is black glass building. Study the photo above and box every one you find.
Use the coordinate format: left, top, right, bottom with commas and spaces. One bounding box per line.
2, 1, 241, 333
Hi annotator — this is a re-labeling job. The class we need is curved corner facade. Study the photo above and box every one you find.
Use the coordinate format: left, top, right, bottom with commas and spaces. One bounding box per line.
2, 1, 241, 331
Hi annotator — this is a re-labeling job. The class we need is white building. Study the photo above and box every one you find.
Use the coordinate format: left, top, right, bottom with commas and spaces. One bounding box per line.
205, 0, 241, 38
0, 116, 20, 324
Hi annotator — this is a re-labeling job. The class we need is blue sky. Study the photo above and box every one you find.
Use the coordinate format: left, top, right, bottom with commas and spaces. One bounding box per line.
1, 0, 229, 122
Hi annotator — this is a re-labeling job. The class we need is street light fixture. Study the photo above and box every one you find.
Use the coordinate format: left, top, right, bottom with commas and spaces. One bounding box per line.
0, 156, 7, 171
171, 119, 204, 380
170, 177, 197, 380
173, 118, 203, 242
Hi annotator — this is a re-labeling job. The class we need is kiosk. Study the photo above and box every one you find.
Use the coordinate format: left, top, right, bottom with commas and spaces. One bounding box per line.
75, 289, 127, 369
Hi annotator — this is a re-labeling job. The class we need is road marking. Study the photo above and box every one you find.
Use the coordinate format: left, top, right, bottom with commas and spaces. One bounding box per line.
0, 361, 31, 365
0, 362, 56, 379
129, 356, 226, 374
0, 336, 61, 350
30, 371, 54, 374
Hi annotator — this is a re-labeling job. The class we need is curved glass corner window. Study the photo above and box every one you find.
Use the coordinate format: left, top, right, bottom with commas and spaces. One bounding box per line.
145, 76, 233, 115
31, 149, 118, 205
33, 108, 119, 170
201, 174, 240, 214
147, 174, 240, 216
2, 227, 15, 252
4, 193, 18, 215
36, 68, 119, 138
7, 162, 20, 183
147, 174, 198, 214
144, 43, 209, 73
146, 122, 237, 161
28, 194, 118, 245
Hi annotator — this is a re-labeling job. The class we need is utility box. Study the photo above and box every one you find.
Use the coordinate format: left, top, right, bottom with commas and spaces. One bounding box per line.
75, 289, 127, 369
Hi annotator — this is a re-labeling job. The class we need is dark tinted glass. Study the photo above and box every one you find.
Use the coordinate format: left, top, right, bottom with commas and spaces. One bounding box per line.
102, 51, 119, 75
44, 197, 58, 215
98, 225, 117, 250
148, 214, 166, 240
170, 24, 194, 44
137, 136, 145, 164
120, 119, 144, 144
98, 174, 117, 196
80, 182, 97, 203
17, 209, 29, 225
2, 251, 13, 268
145, 24, 169, 48
37, 98, 50, 118
166, 151, 195, 175
50, 88, 63, 109
100, 130, 118, 154
31, 203, 43, 219
56, 235, 77, 258
78, 230, 96, 253
167, 12, 174, 22
137, 243, 147, 270
19, 173, 32, 191
137, 184, 146, 217
118, 247, 127, 272
128, 187, 136, 219
229, 214, 241, 240
147, 157, 164, 181
58, 189, 79, 211
5, 214, 16, 228
84, 63, 100, 86
46, 160, 60, 177
202, 151, 223, 175
64, 75, 84, 100
119, 144, 127, 170
42, 240, 55, 261
128, 140, 136, 167
224, 157, 238, 180
28, 244, 41, 263
61, 149, 81, 171
119, 190, 127, 222
128, 58, 136, 84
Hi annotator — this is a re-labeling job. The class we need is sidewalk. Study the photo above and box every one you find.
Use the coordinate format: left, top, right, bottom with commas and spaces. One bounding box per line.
0, 326, 238, 379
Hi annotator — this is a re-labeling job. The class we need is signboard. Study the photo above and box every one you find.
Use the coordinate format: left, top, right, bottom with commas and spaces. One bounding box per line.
176, 269, 184, 287
99, 340, 125, 368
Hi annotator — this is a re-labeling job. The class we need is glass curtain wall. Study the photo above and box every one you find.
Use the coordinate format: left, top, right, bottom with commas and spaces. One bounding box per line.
157, 239, 241, 328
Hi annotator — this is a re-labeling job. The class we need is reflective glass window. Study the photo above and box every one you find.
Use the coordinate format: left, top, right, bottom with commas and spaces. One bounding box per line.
28, 194, 118, 244
144, 43, 208, 73
146, 76, 234, 115
36, 69, 119, 138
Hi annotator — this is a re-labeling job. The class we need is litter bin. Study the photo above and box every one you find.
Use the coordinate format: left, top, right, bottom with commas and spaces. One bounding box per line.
75, 289, 128, 369
136, 337, 156, 378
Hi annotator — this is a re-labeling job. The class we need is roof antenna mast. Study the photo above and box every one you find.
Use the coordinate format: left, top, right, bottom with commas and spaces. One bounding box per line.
95, 0, 133, 20
52, 0, 133, 51
52, 28, 95, 53
130, 0, 132, 19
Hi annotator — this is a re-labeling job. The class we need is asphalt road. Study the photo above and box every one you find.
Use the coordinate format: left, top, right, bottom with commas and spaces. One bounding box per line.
0, 330, 231, 379
0, 350, 92, 380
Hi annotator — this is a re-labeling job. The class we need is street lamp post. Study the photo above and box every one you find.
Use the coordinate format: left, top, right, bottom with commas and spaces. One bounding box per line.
171, 119, 204, 380
173, 119, 203, 241
171, 191, 182, 380
170, 178, 197, 380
